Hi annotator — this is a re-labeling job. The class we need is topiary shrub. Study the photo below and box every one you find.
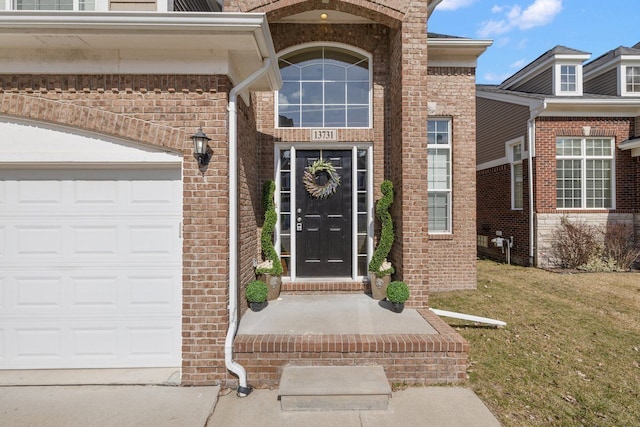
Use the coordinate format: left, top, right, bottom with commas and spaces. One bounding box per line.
368, 180, 395, 276
386, 281, 409, 303
256, 180, 283, 276
245, 280, 268, 303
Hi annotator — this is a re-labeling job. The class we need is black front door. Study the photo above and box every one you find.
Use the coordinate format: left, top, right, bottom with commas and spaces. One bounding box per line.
296, 150, 352, 277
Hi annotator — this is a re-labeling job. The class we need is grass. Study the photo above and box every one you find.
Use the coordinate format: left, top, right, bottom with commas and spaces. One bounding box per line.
429, 259, 640, 427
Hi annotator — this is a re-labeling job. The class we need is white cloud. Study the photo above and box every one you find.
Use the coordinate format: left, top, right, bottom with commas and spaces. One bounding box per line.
477, 0, 562, 37
491, 5, 504, 13
438, 0, 477, 11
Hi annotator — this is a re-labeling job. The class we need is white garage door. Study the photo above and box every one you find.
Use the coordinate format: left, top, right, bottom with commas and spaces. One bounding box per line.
0, 168, 182, 369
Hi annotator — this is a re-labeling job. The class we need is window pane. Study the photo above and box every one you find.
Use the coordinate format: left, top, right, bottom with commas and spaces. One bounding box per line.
280, 63, 300, 80
278, 107, 299, 127
347, 106, 368, 127
324, 106, 346, 127
279, 82, 300, 105
513, 163, 523, 209
280, 172, 290, 191
347, 81, 369, 104
281, 150, 291, 170
357, 149, 367, 169
347, 60, 369, 80
428, 192, 450, 232
301, 62, 323, 80
324, 64, 345, 81
325, 81, 345, 104
301, 82, 322, 104
428, 148, 450, 190
301, 106, 323, 127
586, 159, 612, 208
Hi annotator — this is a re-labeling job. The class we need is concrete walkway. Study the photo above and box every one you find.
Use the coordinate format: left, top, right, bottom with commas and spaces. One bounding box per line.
0, 384, 501, 426
0, 385, 220, 427
209, 386, 502, 427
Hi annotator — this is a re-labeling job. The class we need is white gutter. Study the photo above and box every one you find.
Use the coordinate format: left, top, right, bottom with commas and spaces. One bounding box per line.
430, 308, 506, 328
224, 58, 273, 397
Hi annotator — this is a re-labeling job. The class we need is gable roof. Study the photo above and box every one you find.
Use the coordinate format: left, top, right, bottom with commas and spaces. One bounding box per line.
584, 45, 640, 73
500, 45, 590, 89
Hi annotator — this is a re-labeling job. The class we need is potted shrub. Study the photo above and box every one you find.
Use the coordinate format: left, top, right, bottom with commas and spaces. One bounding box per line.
246, 280, 269, 312
386, 281, 409, 313
368, 180, 395, 300
256, 180, 283, 300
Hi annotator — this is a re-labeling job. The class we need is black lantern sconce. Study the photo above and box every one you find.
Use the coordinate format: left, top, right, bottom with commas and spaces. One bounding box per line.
191, 127, 211, 172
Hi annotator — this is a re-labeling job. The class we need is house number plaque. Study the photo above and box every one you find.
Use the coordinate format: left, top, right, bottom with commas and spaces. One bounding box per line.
311, 129, 337, 141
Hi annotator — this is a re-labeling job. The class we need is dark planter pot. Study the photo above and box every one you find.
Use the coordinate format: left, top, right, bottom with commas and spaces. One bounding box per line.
390, 302, 405, 313
249, 301, 268, 312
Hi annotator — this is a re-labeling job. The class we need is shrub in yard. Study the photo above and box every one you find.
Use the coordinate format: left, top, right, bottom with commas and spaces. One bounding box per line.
551, 217, 600, 269
603, 223, 640, 271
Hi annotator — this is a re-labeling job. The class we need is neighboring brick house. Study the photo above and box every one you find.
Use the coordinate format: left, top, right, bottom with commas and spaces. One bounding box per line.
477, 44, 640, 267
0, 0, 490, 389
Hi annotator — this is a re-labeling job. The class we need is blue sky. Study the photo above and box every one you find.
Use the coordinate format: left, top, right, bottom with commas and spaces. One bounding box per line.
429, 0, 639, 84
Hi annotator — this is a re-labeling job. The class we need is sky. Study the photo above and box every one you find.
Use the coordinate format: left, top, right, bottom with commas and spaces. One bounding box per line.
429, 0, 640, 84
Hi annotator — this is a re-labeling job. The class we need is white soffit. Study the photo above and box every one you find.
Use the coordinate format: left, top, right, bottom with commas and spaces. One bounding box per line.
0, 12, 282, 92
0, 119, 182, 165
428, 39, 493, 67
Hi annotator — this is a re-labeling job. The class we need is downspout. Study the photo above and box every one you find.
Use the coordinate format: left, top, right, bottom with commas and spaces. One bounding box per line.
225, 58, 273, 397
527, 101, 546, 266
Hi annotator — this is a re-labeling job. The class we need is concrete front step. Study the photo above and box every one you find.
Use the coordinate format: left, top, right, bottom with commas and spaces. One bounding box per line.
278, 365, 391, 411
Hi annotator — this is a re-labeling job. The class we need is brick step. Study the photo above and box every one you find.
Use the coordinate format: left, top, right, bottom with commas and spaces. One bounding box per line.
278, 366, 391, 411
281, 280, 369, 294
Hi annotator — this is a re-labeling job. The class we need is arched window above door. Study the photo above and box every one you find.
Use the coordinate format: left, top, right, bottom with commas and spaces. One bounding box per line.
277, 44, 371, 128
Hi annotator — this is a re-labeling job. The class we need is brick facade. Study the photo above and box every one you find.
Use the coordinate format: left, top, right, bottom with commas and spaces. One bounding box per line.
477, 114, 639, 268
1, 1, 481, 387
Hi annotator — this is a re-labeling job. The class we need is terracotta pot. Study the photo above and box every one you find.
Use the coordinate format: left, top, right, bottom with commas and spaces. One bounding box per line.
369, 273, 391, 300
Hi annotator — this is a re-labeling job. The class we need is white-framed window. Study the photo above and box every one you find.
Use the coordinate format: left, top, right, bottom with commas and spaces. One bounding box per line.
510, 140, 524, 210
276, 43, 371, 128
624, 65, 640, 95
427, 118, 452, 233
554, 63, 583, 96
560, 65, 577, 92
556, 137, 615, 209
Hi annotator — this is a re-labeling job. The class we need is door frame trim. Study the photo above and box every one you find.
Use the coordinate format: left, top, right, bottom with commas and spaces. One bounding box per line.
275, 143, 373, 281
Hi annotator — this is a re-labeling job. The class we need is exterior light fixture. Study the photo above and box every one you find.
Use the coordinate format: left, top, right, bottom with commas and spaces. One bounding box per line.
320, 13, 328, 20
191, 127, 211, 172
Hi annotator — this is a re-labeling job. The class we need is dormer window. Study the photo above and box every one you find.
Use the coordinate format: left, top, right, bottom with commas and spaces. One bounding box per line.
560, 65, 577, 92
624, 65, 640, 95
555, 63, 582, 95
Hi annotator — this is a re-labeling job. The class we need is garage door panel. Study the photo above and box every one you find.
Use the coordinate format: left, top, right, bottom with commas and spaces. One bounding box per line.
1, 166, 182, 370
3, 269, 179, 315
4, 317, 180, 369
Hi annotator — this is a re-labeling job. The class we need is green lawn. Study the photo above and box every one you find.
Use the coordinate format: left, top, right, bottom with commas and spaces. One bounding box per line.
429, 260, 640, 427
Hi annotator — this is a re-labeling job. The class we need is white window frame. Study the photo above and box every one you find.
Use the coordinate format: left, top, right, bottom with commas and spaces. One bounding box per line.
554, 63, 583, 96
427, 118, 452, 234
508, 137, 524, 210
621, 64, 640, 96
275, 42, 373, 129
556, 137, 616, 210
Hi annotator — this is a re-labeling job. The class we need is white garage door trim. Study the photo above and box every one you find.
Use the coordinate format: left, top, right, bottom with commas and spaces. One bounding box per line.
0, 121, 183, 370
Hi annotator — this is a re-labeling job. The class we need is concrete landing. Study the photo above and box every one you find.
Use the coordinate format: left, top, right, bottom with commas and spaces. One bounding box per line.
279, 366, 391, 411
238, 294, 437, 335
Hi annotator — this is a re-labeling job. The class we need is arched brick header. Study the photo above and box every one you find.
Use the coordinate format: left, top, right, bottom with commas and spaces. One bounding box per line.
0, 93, 185, 152
226, 0, 405, 28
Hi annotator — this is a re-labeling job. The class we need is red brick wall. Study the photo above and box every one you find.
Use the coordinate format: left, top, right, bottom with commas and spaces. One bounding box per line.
534, 117, 636, 213
476, 164, 531, 266
426, 69, 479, 290
0, 74, 235, 385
